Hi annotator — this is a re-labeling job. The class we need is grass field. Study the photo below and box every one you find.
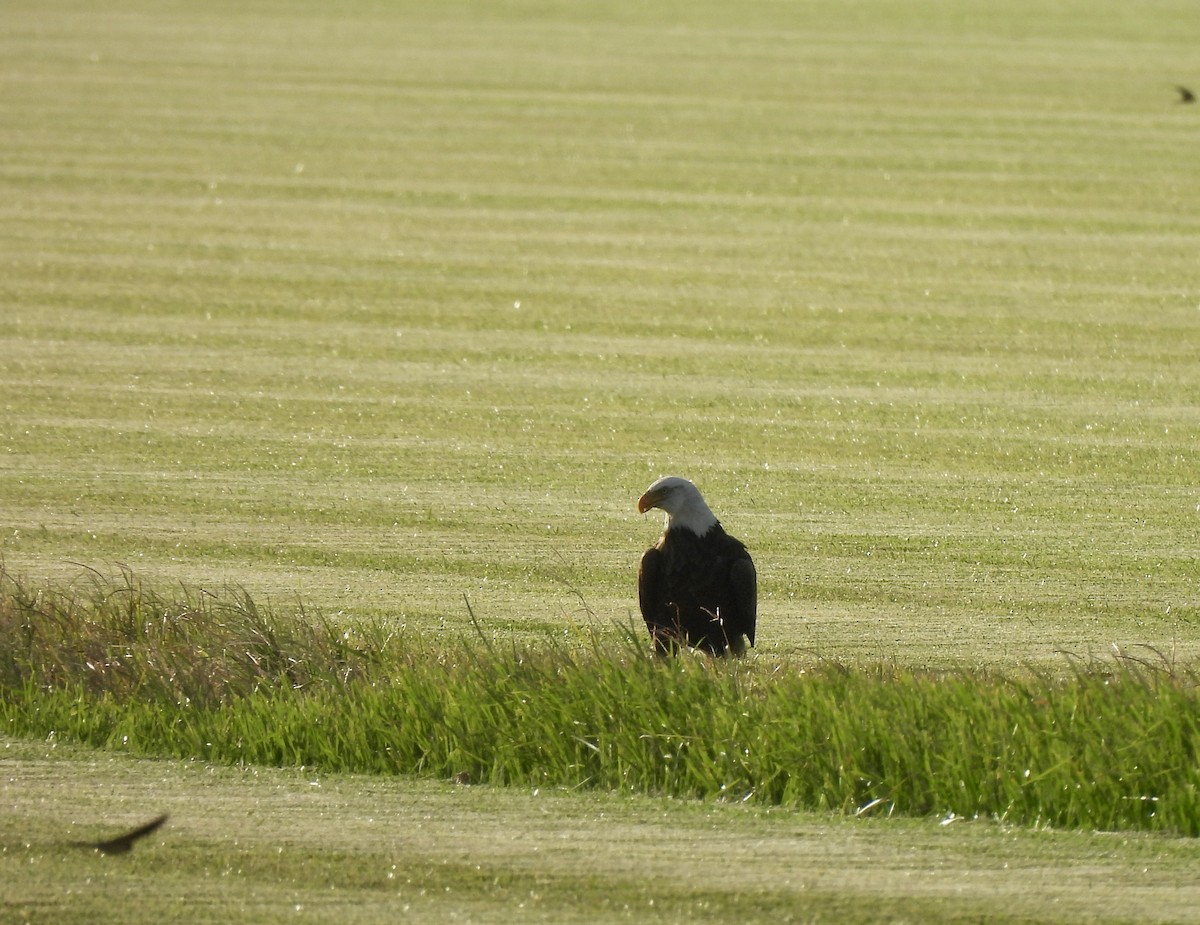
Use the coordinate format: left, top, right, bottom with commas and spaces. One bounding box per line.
5, 0, 1199, 663
4, 0, 1200, 921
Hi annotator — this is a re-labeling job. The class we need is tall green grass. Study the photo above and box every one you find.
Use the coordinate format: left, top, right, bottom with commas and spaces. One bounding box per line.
4, 565, 1198, 835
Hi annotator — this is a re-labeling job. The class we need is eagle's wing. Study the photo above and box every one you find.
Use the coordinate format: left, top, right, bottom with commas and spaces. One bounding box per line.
638, 546, 674, 653
728, 555, 758, 648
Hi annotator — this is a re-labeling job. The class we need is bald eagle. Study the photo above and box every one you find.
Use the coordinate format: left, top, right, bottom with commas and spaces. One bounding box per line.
636, 476, 757, 656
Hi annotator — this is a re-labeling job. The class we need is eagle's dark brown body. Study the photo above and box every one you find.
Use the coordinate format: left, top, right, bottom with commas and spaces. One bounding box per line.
638, 522, 757, 656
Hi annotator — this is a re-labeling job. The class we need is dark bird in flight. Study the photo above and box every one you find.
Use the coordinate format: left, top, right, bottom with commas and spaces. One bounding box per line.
77, 814, 169, 855
1177, 85, 1195, 103
637, 476, 757, 656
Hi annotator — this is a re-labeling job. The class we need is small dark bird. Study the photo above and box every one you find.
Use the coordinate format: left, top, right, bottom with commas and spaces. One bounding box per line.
636, 476, 757, 656
78, 814, 169, 855
1177, 85, 1195, 103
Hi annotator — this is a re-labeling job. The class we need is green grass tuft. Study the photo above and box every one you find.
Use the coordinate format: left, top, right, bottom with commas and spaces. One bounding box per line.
4, 565, 1199, 835
0, 562, 388, 706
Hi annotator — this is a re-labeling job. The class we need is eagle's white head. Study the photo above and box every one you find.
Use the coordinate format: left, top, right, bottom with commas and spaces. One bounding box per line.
637, 476, 719, 535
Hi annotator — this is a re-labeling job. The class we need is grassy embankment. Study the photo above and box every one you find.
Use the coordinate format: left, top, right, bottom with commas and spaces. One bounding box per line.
4, 565, 1199, 837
